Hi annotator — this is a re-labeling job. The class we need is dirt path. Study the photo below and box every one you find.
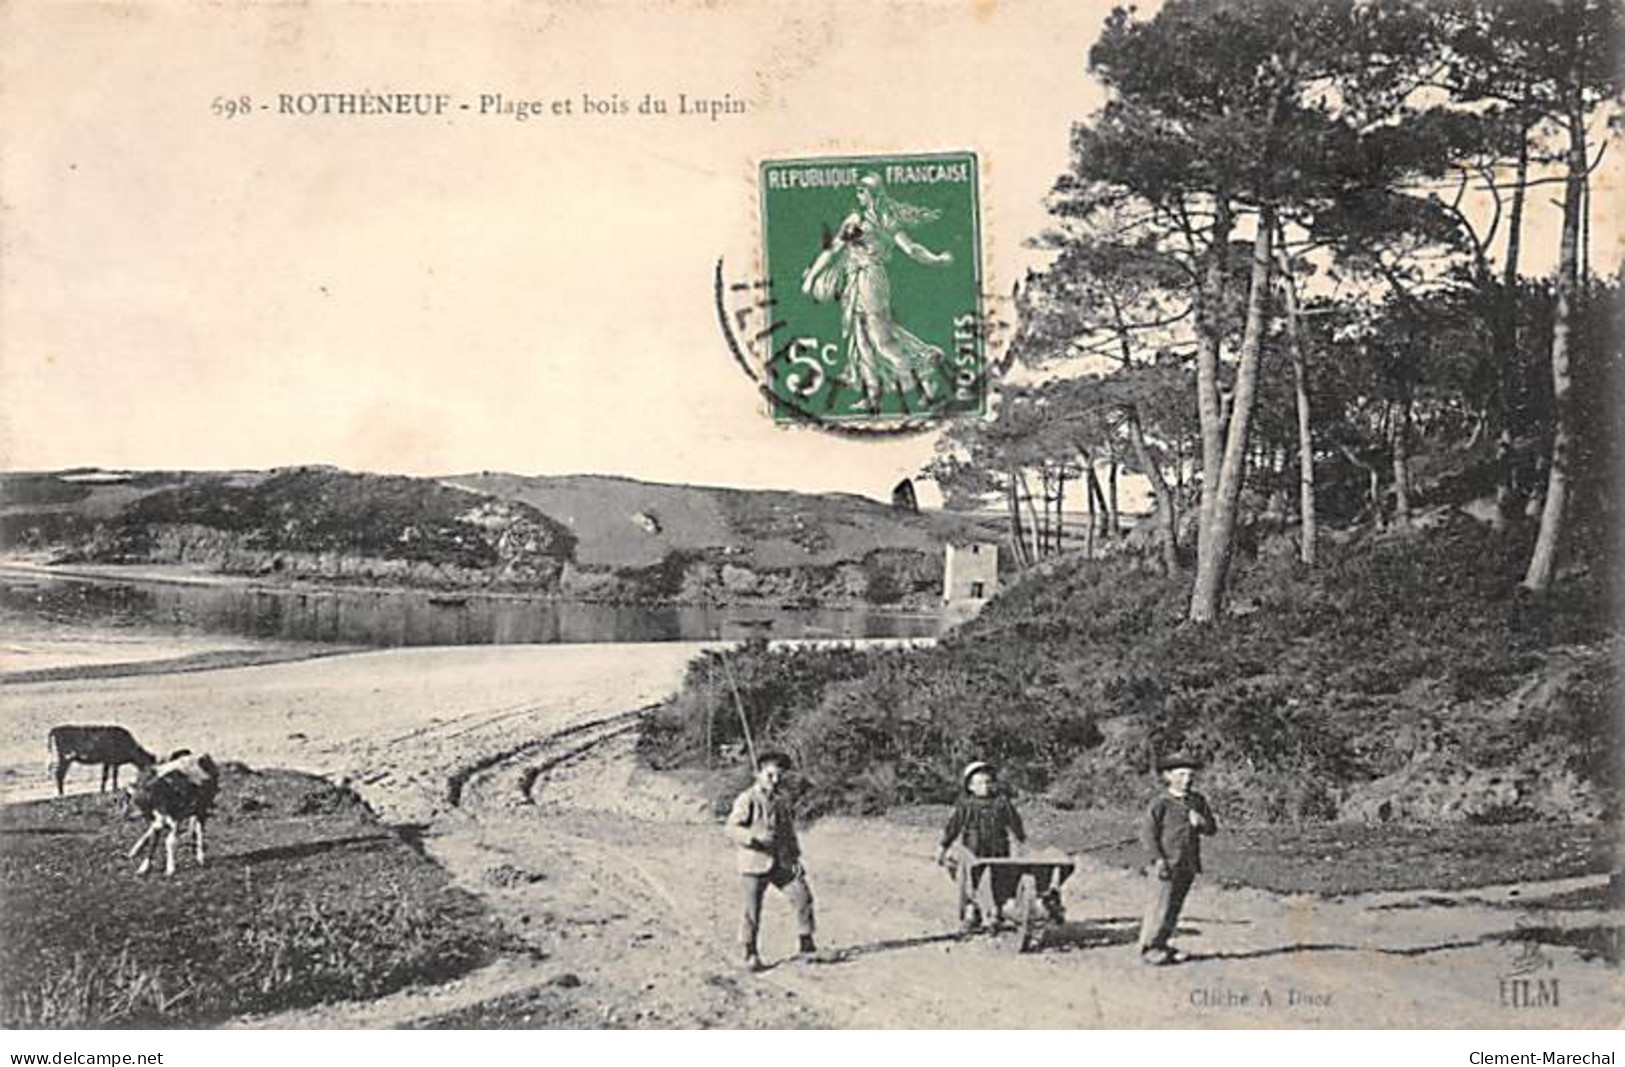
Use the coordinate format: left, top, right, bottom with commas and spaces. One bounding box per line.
253, 715, 1621, 1030
6, 645, 1618, 1028
403, 727, 1619, 1029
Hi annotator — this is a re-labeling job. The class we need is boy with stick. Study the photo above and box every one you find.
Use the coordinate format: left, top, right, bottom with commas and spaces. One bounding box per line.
725, 751, 818, 972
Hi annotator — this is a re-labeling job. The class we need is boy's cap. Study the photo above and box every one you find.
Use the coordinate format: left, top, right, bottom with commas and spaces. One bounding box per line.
961, 760, 995, 786
1157, 753, 1204, 772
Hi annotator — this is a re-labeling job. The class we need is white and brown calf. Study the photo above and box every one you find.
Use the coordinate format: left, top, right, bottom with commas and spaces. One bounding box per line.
127, 751, 220, 876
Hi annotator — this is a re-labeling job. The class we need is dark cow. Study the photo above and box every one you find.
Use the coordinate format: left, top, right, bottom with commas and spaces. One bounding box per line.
47, 725, 156, 797
127, 750, 220, 876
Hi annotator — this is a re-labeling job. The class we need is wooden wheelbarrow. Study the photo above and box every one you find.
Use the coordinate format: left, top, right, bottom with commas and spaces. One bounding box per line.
952, 852, 1076, 953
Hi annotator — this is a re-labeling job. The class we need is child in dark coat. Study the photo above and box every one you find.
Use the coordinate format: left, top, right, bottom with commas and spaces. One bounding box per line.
1138, 753, 1218, 965
936, 761, 1026, 930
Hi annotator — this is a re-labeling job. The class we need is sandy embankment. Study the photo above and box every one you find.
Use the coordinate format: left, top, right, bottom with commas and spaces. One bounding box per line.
0, 558, 265, 589
1, 633, 280, 677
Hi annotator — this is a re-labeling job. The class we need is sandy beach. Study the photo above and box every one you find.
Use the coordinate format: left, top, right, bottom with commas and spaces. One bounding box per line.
0, 640, 705, 810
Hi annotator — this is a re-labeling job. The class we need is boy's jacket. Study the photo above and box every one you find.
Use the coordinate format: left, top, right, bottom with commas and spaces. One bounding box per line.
1141, 790, 1218, 873
725, 783, 802, 875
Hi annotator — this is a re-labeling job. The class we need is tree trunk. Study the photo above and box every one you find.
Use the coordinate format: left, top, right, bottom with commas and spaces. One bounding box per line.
1175, 436, 1186, 500
1107, 292, 1157, 561
1055, 468, 1067, 554
1046, 467, 1059, 552
1083, 454, 1109, 556
1525, 450, 1547, 518
1390, 393, 1413, 531
1090, 469, 1111, 535
1337, 442, 1383, 527
1018, 469, 1043, 562
1035, 467, 1049, 557
1523, 83, 1586, 592
1107, 454, 1120, 538
1194, 199, 1233, 544
1006, 469, 1030, 568
1190, 205, 1274, 623
1084, 461, 1097, 559
1125, 407, 1179, 573
1275, 234, 1317, 566
1581, 145, 1590, 285
1493, 119, 1531, 531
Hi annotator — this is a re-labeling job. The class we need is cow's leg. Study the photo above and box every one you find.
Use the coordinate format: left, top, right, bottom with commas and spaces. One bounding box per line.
101, 764, 112, 793
163, 818, 178, 876
132, 816, 161, 874
110, 764, 120, 791
129, 820, 158, 858
54, 758, 69, 797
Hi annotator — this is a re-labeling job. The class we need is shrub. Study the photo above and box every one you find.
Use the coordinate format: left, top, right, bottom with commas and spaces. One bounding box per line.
617, 549, 711, 601
638, 641, 874, 769
860, 548, 939, 606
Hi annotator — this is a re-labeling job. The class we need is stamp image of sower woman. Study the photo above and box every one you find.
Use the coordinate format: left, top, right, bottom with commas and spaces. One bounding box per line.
800, 172, 954, 414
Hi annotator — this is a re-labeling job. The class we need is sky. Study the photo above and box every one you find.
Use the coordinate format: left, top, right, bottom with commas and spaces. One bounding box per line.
0, 0, 1116, 504
2, 1, 1616, 505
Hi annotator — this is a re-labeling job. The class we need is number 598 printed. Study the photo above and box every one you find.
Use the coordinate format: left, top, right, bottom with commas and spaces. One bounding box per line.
211, 95, 253, 119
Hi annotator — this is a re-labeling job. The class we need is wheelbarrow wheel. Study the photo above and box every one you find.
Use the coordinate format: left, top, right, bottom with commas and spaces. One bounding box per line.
1042, 888, 1066, 924
1016, 873, 1041, 952
998, 873, 1039, 954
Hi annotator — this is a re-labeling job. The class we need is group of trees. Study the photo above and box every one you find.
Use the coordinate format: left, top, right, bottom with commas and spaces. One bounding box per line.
929, 0, 1620, 623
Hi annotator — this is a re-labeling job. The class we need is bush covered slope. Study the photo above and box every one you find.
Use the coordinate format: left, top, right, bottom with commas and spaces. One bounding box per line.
41, 468, 576, 590
643, 515, 1617, 825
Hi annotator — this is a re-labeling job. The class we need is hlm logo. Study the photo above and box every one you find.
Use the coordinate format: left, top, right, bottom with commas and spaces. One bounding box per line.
1500, 918, 1559, 1009
1500, 974, 1560, 1009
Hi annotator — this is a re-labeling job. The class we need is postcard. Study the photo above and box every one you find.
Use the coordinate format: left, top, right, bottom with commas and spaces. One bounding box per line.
0, 0, 1618, 1041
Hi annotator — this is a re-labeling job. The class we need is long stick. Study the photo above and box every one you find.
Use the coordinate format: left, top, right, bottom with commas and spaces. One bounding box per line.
1074, 835, 1140, 854
1274, 224, 1317, 567
719, 654, 758, 771
705, 658, 714, 767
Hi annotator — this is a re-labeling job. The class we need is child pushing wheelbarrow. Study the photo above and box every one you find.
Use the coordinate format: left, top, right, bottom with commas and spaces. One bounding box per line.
936, 761, 1073, 952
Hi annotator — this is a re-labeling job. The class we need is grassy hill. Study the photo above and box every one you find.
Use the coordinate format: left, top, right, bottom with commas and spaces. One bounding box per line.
0, 467, 993, 606
447, 471, 994, 604
642, 513, 1617, 828
447, 471, 983, 570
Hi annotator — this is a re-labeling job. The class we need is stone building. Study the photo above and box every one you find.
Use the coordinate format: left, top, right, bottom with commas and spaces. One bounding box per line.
942, 542, 998, 607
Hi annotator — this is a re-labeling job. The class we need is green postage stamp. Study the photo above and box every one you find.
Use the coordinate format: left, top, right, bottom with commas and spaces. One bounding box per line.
759, 152, 985, 424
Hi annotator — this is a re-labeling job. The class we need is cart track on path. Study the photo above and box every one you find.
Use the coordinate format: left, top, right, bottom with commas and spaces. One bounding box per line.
447, 705, 652, 808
